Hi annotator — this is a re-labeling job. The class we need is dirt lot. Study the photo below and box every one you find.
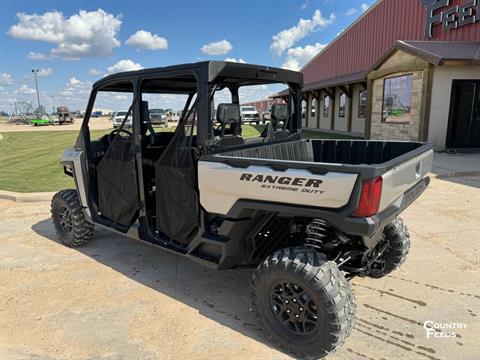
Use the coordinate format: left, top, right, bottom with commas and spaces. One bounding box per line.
0, 176, 479, 360
0, 117, 112, 132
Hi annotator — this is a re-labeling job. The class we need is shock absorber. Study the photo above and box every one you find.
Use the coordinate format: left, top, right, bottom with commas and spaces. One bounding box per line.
304, 219, 331, 250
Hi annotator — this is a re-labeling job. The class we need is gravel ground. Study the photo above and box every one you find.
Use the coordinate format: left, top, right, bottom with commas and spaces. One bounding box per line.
0, 176, 479, 360
0, 117, 112, 132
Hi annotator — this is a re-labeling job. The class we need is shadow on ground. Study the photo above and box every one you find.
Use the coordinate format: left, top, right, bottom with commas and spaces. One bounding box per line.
31, 218, 286, 356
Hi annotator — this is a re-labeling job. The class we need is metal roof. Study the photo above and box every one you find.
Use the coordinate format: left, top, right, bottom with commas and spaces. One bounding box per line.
274, 40, 480, 97
302, 0, 480, 87
271, 71, 366, 98
303, 71, 366, 92
396, 41, 480, 65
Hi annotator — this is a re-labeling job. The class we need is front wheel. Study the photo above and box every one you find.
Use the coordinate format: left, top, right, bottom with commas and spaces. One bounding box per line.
251, 247, 356, 359
51, 189, 94, 247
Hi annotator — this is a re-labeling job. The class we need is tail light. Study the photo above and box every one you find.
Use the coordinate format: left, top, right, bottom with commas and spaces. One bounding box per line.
352, 176, 383, 218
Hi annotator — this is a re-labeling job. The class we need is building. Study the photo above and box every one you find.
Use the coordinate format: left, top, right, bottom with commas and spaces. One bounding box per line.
241, 98, 284, 112
275, 0, 480, 150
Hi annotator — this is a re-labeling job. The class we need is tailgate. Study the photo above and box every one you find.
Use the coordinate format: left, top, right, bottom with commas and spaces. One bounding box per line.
378, 147, 433, 212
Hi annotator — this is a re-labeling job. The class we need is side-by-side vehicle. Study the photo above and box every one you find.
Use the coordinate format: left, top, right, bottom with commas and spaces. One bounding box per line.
52, 61, 432, 358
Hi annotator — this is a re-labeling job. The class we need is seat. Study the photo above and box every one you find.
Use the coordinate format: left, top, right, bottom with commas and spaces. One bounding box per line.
269, 103, 290, 139
140, 101, 156, 145
215, 103, 244, 147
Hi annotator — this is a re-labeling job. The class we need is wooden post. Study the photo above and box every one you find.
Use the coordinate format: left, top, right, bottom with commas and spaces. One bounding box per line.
330, 88, 336, 130
305, 92, 312, 128
365, 79, 374, 139
346, 86, 353, 132
315, 91, 321, 128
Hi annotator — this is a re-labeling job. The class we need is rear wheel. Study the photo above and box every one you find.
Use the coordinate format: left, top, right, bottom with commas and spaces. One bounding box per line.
368, 217, 410, 278
251, 247, 356, 359
51, 189, 94, 247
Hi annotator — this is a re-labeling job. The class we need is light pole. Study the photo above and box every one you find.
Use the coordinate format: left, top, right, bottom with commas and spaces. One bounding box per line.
31, 69, 41, 109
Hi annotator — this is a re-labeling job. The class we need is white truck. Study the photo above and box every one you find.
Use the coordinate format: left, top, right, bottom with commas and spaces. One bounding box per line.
240, 105, 262, 124
112, 110, 132, 128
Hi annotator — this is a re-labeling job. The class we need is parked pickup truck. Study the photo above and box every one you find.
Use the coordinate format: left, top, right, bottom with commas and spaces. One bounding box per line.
240, 105, 262, 124
52, 61, 432, 359
112, 110, 132, 128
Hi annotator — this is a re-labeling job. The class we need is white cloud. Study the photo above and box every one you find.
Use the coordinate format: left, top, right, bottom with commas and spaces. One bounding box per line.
106, 59, 144, 75
0, 73, 13, 86
270, 9, 335, 56
114, 94, 128, 101
69, 77, 81, 86
224, 58, 246, 63
87, 68, 102, 76
36, 68, 52, 77
344, 8, 358, 17
201, 39, 233, 55
8, 9, 122, 60
126, 30, 168, 50
27, 51, 51, 60
15, 84, 36, 95
361, 3, 370, 12
59, 77, 91, 98
282, 42, 327, 71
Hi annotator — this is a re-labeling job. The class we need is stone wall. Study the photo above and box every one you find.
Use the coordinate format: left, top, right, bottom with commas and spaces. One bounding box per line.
369, 50, 428, 141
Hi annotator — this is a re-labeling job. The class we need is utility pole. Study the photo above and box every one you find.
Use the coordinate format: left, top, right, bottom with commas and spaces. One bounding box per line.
50, 95, 55, 113
31, 69, 41, 109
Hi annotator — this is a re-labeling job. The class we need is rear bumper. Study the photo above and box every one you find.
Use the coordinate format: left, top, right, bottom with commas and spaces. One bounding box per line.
350, 176, 430, 248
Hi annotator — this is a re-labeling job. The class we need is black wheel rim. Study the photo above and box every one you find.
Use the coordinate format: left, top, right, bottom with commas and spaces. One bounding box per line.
270, 281, 319, 335
58, 205, 73, 233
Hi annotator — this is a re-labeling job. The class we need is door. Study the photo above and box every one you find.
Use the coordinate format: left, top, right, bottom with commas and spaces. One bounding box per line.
94, 95, 139, 228
447, 80, 480, 148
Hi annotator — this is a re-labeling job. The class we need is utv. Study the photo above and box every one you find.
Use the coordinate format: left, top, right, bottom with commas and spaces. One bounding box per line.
52, 61, 432, 359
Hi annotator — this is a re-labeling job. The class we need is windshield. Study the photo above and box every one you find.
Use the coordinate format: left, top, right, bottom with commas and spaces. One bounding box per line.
150, 109, 165, 114
115, 111, 127, 116
241, 107, 256, 112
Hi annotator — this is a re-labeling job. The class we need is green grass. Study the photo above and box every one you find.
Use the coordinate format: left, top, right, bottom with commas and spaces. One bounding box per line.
0, 125, 359, 192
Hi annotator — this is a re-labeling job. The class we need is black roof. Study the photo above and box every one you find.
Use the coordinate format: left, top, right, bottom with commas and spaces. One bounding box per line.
94, 61, 303, 93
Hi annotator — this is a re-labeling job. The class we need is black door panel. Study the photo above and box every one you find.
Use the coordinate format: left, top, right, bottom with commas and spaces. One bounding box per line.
447, 80, 480, 148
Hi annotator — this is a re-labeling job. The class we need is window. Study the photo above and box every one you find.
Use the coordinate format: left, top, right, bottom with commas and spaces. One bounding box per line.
323, 95, 330, 117
339, 93, 346, 118
382, 74, 413, 124
358, 90, 367, 118
89, 83, 134, 137
142, 92, 188, 130
311, 98, 317, 117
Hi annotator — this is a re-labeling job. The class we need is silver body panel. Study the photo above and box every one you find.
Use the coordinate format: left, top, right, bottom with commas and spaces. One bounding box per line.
60, 149, 92, 219
379, 148, 433, 211
198, 161, 358, 215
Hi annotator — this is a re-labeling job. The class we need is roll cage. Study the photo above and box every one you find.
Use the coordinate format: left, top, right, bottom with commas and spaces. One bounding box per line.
75, 61, 304, 154
68, 61, 304, 267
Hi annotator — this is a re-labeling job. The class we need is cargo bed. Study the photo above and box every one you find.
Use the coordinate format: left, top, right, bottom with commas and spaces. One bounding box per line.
199, 139, 433, 238
220, 139, 429, 166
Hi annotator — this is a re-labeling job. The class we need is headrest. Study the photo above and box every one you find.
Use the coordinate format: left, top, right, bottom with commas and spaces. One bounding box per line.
141, 101, 150, 121
271, 103, 288, 122
216, 103, 240, 124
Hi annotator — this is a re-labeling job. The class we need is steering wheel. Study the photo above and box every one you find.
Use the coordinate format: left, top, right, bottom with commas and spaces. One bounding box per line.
108, 128, 132, 144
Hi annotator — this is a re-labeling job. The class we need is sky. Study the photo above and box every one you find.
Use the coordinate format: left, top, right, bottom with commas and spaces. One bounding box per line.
0, 0, 374, 112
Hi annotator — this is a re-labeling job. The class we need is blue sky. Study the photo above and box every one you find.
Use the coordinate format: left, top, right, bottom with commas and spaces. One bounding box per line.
0, 0, 374, 112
